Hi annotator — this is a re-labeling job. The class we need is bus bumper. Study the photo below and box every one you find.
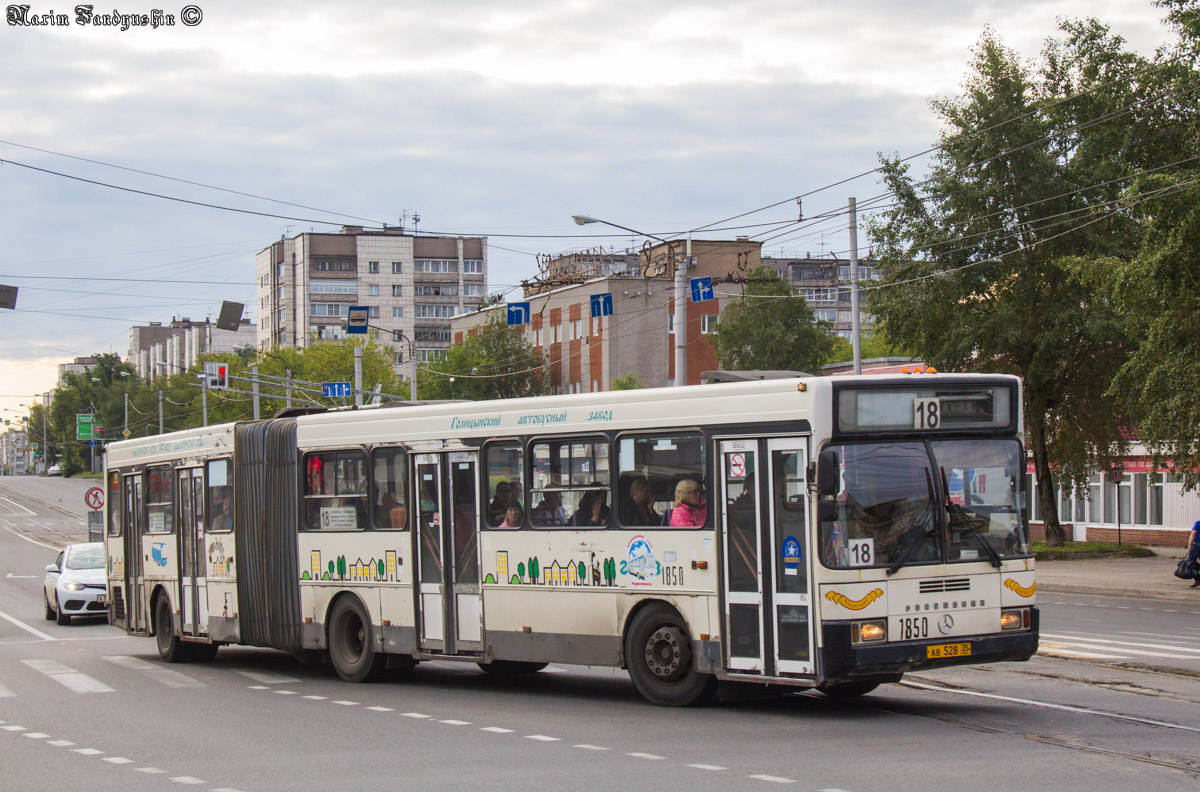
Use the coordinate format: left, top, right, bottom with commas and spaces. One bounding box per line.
820, 606, 1039, 682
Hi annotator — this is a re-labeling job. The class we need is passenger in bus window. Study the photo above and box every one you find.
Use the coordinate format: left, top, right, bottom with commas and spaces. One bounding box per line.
572, 490, 611, 527
531, 491, 568, 527
499, 505, 524, 528
670, 479, 707, 527
487, 481, 521, 527
210, 493, 233, 532
388, 494, 408, 529
620, 477, 659, 526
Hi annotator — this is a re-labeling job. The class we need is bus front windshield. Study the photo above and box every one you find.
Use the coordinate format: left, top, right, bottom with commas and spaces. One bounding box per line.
820, 439, 1030, 571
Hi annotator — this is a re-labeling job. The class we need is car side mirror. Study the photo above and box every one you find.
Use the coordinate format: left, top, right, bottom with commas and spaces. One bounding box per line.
45, 563, 59, 573
816, 448, 840, 496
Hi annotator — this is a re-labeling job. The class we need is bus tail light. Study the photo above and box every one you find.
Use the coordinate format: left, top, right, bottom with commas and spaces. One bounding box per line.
1000, 608, 1029, 630
852, 620, 887, 644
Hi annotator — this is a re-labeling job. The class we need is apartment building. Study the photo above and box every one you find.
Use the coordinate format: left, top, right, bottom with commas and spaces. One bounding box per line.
130, 318, 256, 379
256, 227, 487, 364
762, 254, 879, 339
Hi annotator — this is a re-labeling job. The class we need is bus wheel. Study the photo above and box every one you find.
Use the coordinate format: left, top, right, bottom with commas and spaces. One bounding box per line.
625, 603, 717, 707
477, 660, 548, 676
328, 596, 386, 683
817, 680, 883, 698
154, 596, 184, 663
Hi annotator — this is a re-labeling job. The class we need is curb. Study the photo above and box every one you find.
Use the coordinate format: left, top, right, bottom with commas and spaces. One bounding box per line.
1038, 582, 1200, 604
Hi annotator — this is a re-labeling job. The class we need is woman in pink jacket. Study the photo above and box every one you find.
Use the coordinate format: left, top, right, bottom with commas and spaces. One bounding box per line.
670, 479, 707, 527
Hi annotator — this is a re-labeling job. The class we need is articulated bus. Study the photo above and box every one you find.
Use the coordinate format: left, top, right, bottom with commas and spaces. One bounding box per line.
104, 372, 1037, 706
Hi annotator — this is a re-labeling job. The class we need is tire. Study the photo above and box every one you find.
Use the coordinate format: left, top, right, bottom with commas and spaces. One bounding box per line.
477, 660, 548, 676
327, 596, 386, 683
817, 680, 883, 698
55, 595, 70, 626
154, 595, 184, 662
44, 592, 55, 621
624, 603, 717, 707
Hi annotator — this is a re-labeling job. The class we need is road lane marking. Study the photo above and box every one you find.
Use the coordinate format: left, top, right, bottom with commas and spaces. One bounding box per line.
22, 732, 49, 739
366, 706, 393, 712
22, 659, 114, 693
689, 764, 727, 771
103, 757, 134, 764
73, 748, 103, 755
526, 734, 559, 742
573, 744, 609, 750
440, 719, 471, 725
0, 681, 14, 698
303, 695, 327, 700
402, 712, 430, 718
48, 740, 75, 747
169, 777, 206, 784
332, 700, 358, 706
1, 725, 26, 731
0, 496, 35, 515
481, 727, 513, 733
5, 573, 39, 579
103, 656, 205, 688
749, 775, 796, 783
626, 752, 663, 759
1041, 632, 1200, 656
0, 607, 57, 641
234, 669, 298, 684
901, 680, 1200, 733
3, 525, 59, 550
138, 768, 168, 774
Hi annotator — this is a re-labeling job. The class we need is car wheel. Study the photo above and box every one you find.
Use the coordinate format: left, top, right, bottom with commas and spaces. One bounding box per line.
624, 603, 717, 707
154, 596, 184, 662
44, 592, 55, 621
327, 596, 386, 683
55, 595, 70, 626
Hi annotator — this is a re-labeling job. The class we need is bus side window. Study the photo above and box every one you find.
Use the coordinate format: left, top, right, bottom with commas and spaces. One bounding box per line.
107, 470, 122, 537
206, 458, 233, 533
371, 447, 409, 530
303, 451, 368, 531
484, 442, 524, 529
615, 432, 706, 528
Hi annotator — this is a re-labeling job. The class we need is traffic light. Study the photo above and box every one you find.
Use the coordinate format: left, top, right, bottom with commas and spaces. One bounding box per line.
204, 362, 229, 389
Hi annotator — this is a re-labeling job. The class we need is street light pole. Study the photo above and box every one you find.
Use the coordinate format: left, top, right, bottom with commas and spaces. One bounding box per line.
572, 214, 686, 387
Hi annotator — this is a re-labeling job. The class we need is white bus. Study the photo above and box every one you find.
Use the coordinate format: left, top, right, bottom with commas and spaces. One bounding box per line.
104, 372, 1037, 706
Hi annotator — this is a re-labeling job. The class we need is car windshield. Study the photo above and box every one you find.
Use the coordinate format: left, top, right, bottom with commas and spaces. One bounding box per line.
819, 439, 1030, 571
65, 545, 104, 570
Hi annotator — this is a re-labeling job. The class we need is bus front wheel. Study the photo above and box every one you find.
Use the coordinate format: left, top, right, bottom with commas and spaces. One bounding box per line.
625, 603, 716, 707
327, 596, 386, 683
154, 596, 184, 663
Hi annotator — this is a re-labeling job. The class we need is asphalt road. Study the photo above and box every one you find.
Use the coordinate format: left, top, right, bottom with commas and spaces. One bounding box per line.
0, 477, 1197, 791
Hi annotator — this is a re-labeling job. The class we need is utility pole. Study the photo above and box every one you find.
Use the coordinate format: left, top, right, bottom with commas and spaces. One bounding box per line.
285, 369, 292, 409
353, 345, 363, 407
202, 377, 208, 427
158, 389, 163, 434
252, 364, 260, 420
849, 197, 862, 375
123, 391, 128, 437
674, 239, 688, 387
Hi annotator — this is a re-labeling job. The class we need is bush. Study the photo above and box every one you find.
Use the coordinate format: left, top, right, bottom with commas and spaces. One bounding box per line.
1032, 541, 1155, 560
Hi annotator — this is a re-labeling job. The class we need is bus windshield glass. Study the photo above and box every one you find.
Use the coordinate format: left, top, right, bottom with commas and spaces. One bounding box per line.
820, 439, 1029, 570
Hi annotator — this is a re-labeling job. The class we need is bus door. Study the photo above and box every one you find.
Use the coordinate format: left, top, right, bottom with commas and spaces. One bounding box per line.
414, 452, 483, 655
176, 468, 208, 637
719, 437, 815, 677
121, 473, 147, 634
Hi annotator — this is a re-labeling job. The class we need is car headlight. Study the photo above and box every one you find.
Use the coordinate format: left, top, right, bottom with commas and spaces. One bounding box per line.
1000, 608, 1029, 630
62, 581, 86, 591
852, 620, 887, 643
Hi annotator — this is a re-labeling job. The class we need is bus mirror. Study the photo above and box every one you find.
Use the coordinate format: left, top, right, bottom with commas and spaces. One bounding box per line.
816, 449, 839, 496
816, 500, 836, 523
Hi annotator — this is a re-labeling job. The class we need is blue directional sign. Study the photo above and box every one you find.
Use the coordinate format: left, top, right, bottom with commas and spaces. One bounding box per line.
322, 381, 353, 398
346, 306, 369, 334
507, 301, 532, 326
590, 292, 614, 318
690, 276, 714, 303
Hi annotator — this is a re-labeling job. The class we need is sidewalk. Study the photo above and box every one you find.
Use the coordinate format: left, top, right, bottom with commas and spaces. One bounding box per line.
1037, 546, 1200, 602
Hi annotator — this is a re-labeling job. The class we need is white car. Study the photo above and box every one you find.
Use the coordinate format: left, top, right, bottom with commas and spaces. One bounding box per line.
43, 542, 107, 625
46, 464, 62, 476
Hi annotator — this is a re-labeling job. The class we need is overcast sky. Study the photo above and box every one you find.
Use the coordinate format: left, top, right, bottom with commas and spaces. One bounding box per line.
0, 0, 1175, 418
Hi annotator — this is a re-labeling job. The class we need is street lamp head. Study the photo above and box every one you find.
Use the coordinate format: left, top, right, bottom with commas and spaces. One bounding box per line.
572, 215, 599, 226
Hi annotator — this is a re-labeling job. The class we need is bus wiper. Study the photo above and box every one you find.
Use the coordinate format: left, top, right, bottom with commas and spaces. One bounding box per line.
886, 469, 935, 576
941, 467, 1002, 569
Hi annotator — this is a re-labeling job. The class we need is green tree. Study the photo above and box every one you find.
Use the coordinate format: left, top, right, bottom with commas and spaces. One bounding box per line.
610, 373, 646, 391
420, 313, 548, 401
709, 266, 838, 374
868, 26, 1148, 544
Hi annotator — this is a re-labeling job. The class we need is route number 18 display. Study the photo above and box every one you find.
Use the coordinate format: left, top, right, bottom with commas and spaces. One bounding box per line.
913, 397, 941, 430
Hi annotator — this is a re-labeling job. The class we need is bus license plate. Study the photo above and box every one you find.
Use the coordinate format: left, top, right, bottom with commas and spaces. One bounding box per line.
927, 642, 971, 659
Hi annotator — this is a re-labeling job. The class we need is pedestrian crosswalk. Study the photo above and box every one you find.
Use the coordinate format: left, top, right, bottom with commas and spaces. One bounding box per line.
0, 656, 222, 699
1039, 631, 1200, 662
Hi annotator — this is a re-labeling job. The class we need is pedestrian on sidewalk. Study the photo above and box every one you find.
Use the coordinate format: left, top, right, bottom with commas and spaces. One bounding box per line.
1188, 520, 1200, 588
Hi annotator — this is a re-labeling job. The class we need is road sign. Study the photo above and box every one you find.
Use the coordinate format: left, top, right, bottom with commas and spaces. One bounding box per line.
0, 283, 16, 310
322, 381, 353, 398
690, 276, 714, 303
590, 292, 614, 318
507, 302, 531, 326
346, 306, 369, 334
122, 428, 131, 438
76, 414, 94, 440
85, 487, 104, 510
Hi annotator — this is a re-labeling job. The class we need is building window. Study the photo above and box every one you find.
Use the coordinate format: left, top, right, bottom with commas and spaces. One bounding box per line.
534, 327, 543, 347
368, 306, 380, 319
392, 307, 404, 318
369, 261, 380, 273
392, 285, 404, 297
463, 283, 484, 297
367, 284, 380, 296
700, 315, 717, 334
571, 319, 581, 340
391, 262, 403, 274
463, 259, 484, 274
416, 349, 448, 363
415, 284, 457, 296
800, 287, 837, 303
311, 303, 350, 317
309, 280, 357, 295
813, 308, 836, 322
415, 259, 458, 273
416, 304, 455, 318
667, 314, 675, 334
313, 259, 354, 272
415, 328, 452, 342
551, 324, 561, 343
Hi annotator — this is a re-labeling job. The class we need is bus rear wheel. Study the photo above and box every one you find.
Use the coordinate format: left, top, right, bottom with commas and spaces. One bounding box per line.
154, 596, 184, 662
328, 596, 386, 683
625, 603, 716, 707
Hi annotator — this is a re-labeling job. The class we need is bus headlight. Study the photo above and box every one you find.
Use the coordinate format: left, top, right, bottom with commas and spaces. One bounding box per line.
1000, 608, 1029, 630
852, 620, 887, 643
